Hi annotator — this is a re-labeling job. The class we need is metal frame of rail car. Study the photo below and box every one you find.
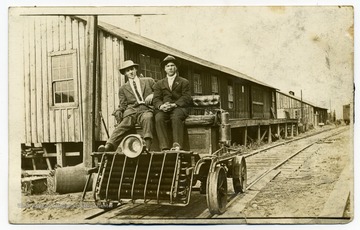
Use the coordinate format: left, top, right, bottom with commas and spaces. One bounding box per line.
92, 133, 247, 215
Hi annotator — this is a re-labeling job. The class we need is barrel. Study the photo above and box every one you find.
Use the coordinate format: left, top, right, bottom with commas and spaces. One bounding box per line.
54, 163, 93, 194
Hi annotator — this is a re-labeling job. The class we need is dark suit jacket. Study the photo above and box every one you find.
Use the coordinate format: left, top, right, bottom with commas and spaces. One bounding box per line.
118, 77, 155, 118
153, 75, 193, 111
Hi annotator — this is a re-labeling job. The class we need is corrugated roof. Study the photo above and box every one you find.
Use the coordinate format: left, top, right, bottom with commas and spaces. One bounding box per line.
94, 19, 276, 89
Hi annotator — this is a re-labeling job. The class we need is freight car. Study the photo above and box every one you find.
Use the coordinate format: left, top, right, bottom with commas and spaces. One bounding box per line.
343, 104, 350, 125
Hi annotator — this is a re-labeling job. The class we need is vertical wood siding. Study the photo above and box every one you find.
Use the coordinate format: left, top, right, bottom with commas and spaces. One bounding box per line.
23, 16, 85, 143
97, 31, 123, 141
23, 19, 31, 143
276, 92, 316, 124
235, 82, 250, 118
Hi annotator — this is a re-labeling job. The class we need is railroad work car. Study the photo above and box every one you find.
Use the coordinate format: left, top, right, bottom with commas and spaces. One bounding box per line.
88, 95, 248, 214
20, 15, 310, 174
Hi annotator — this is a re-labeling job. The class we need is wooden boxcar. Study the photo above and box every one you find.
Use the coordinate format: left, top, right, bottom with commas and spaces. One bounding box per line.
343, 104, 351, 124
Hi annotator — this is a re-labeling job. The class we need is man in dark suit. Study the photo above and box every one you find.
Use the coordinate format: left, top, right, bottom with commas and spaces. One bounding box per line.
98, 60, 155, 152
153, 55, 192, 150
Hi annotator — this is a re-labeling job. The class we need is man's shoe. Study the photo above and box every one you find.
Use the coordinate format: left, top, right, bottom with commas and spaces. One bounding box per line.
171, 142, 181, 150
98, 143, 114, 152
144, 138, 152, 152
97, 145, 106, 152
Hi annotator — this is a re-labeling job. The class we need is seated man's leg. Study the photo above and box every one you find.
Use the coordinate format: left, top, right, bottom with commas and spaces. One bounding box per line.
103, 115, 135, 151
138, 111, 154, 149
170, 108, 188, 149
155, 111, 171, 150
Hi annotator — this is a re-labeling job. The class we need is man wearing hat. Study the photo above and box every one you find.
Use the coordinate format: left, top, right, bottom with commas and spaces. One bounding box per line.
98, 60, 155, 152
153, 55, 192, 150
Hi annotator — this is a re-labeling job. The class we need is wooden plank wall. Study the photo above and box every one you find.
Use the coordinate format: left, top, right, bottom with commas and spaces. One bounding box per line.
262, 88, 272, 119
276, 92, 316, 124
97, 31, 124, 141
23, 16, 86, 144
235, 82, 250, 118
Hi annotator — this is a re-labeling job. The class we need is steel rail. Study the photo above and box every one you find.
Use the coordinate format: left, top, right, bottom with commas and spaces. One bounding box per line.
242, 126, 343, 159
209, 127, 347, 219
245, 128, 346, 191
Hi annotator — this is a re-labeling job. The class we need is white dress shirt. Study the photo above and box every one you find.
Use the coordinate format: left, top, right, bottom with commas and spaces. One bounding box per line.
129, 76, 144, 103
167, 74, 176, 90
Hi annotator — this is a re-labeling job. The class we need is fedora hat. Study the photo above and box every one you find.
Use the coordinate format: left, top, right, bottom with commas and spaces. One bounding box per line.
119, 60, 139, 74
161, 55, 179, 68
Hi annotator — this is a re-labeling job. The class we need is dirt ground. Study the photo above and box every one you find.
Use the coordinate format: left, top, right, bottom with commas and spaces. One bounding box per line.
17, 125, 352, 223
242, 128, 352, 219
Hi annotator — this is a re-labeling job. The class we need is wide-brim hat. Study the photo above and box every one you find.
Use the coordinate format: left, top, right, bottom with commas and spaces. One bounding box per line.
160, 55, 179, 68
119, 60, 139, 74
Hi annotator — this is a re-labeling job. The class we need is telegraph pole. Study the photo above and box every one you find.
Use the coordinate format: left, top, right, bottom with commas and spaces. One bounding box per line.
301, 90, 304, 124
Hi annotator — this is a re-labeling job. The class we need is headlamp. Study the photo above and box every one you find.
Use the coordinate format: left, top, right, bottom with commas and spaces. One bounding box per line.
119, 134, 145, 158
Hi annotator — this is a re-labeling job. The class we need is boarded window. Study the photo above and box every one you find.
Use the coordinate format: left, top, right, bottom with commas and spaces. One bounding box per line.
139, 54, 162, 80
211, 75, 219, 94
251, 86, 264, 117
51, 51, 77, 106
194, 73, 202, 95
228, 84, 234, 109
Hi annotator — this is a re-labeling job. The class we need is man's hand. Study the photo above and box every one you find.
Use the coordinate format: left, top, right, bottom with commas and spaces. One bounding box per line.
144, 93, 153, 105
159, 102, 170, 112
112, 109, 123, 124
159, 102, 177, 112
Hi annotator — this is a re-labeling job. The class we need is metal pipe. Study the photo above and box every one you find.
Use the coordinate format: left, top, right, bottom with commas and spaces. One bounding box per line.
144, 153, 154, 201
105, 154, 117, 200
156, 153, 167, 203
99, 111, 110, 139
170, 153, 180, 203
131, 157, 140, 201
117, 156, 128, 200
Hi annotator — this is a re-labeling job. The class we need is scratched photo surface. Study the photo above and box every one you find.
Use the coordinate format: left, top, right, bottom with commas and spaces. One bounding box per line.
8, 6, 354, 225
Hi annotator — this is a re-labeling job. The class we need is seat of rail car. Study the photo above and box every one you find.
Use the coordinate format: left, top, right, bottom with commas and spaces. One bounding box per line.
130, 95, 221, 128
185, 95, 221, 126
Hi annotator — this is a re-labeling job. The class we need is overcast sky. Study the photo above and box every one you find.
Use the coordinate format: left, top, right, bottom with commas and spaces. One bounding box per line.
3, 2, 359, 230
100, 6, 353, 119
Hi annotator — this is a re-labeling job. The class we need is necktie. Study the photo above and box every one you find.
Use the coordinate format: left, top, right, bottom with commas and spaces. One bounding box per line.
132, 80, 143, 102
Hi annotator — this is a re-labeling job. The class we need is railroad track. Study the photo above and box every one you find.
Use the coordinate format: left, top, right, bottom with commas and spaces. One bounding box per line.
84, 126, 348, 221
245, 126, 347, 189
213, 126, 349, 218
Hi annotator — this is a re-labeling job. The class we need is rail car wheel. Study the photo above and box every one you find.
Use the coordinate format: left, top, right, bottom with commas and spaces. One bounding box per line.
206, 166, 228, 214
232, 156, 247, 193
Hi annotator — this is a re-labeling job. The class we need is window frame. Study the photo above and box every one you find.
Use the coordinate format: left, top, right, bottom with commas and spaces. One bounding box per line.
49, 50, 78, 109
228, 84, 234, 109
193, 72, 203, 95
139, 54, 162, 80
211, 75, 219, 94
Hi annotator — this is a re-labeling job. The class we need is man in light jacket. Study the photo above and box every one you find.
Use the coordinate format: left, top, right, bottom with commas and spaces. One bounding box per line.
98, 60, 155, 152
